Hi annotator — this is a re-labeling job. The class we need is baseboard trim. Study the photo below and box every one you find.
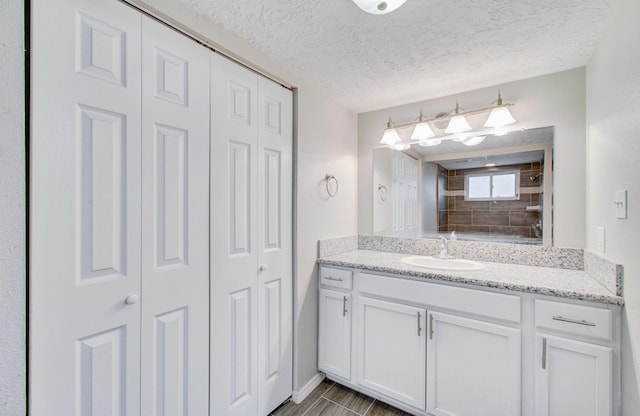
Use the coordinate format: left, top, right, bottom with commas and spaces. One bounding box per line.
291, 372, 325, 404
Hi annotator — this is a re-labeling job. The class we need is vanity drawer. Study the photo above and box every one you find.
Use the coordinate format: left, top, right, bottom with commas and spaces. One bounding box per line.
319, 266, 353, 290
535, 299, 612, 341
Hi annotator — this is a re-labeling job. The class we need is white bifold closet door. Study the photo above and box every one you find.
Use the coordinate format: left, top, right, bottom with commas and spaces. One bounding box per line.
140, 14, 210, 416
209, 52, 293, 416
30, 0, 210, 414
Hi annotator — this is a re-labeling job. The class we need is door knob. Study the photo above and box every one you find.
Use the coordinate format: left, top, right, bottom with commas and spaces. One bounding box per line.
259, 264, 268, 272
124, 294, 139, 305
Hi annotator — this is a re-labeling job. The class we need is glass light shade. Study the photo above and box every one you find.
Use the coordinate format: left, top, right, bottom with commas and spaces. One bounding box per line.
418, 138, 442, 147
391, 143, 411, 150
411, 122, 435, 141
380, 127, 401, 145
462, 136, 486, 146
352, 0, 407, 15
484, 106, 516, 128
445, 115, 472, 134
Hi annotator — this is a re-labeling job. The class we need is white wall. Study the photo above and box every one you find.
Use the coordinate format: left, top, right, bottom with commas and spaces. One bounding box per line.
358, 69, 587, 248
586, 0, 640, 412
0, 1, 26, 415
294, 87, 358, 389
127, 0, 360, 393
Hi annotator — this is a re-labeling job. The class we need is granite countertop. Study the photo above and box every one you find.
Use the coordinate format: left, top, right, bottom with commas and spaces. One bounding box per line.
318, 250, 623, 305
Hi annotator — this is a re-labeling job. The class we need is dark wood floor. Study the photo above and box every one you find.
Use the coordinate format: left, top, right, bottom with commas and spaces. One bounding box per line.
270, 379, 412, 416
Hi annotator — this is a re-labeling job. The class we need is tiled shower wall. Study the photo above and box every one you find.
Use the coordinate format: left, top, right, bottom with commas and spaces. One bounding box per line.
438, 162, 543, 239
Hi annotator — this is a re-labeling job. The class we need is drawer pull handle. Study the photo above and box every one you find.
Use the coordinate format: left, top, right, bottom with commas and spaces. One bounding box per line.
417, 312, 422, 336
552, 316, 596, 327
542, 337, 547, 370
324, 276, 344, 282
343, 296, 348, 317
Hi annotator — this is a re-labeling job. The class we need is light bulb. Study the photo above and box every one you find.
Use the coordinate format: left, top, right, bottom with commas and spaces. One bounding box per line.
445, 115, 472, 134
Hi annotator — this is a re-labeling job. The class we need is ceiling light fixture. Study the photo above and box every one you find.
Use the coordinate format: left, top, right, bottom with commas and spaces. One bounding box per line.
352, 0, 407, 15
378, 91, 516, 150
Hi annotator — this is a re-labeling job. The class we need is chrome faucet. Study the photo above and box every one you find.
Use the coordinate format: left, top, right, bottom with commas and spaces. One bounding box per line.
437, 236, 455, 260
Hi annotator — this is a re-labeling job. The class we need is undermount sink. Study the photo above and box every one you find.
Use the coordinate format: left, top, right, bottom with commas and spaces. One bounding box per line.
400, 256, 485, 271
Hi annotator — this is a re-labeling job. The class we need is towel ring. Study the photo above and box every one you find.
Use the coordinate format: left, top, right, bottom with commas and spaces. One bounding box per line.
325, 174, 339, 198
378, 184, 388, 202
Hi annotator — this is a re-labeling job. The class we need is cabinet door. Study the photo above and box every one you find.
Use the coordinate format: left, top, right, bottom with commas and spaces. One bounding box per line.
318, 289, 352, 380
536, 334, 612, 416
427, 311, 521, 416
358, 296, 426, 410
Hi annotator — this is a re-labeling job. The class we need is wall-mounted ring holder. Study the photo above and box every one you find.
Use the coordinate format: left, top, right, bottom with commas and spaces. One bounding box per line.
325, 174, 339, 198
377, 184, 388, 202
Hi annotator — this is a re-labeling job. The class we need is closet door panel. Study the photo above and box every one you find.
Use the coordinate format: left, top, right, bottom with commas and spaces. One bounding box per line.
257, 78, 293, 415
210, 51, 260, 416
30, 0, 142, 414
140, 16, 210, 416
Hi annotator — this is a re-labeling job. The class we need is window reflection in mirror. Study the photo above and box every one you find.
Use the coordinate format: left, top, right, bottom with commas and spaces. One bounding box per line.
373, 126, 553, 245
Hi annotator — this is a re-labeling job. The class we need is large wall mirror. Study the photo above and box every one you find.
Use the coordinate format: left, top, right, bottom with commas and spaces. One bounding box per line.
373, 127, 553, 245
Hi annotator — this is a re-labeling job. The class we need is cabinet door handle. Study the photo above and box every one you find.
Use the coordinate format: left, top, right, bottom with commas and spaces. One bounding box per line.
429, 313, 434, 339
542, 337, 547, 370
343, 296, 348, 317
417, 312, 422, 336
552, 315, 596, 327
324, 276, 344, 282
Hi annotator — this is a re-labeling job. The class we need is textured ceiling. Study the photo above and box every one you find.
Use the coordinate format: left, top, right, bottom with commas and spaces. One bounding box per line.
182, 0, 617, 113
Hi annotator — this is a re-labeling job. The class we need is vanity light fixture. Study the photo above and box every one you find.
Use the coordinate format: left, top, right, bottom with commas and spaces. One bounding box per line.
419, 138, 442, 147
380, 117, 402, 145
411, 111, 435, 141
445, 101, 472, 134
484, 91, 516, 129
378, 91, 516, 150
461, 136, 487, 146
391, 143, 411, 151
352, 0, 407, 15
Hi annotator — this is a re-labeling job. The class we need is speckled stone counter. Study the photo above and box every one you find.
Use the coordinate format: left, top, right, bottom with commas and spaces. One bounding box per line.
318, 250, 623, 305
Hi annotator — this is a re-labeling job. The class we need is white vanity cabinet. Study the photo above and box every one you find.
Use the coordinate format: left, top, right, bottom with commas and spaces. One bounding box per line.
317, 265, 621, 416
427, 311, 521, 416
358, 296, 426, 410
534, 300, 614, 416
318, 267, 353, 381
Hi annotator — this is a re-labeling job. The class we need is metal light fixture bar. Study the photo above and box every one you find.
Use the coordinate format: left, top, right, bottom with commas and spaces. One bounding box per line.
380, 91, 516, 149
389, 102, 514, 131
